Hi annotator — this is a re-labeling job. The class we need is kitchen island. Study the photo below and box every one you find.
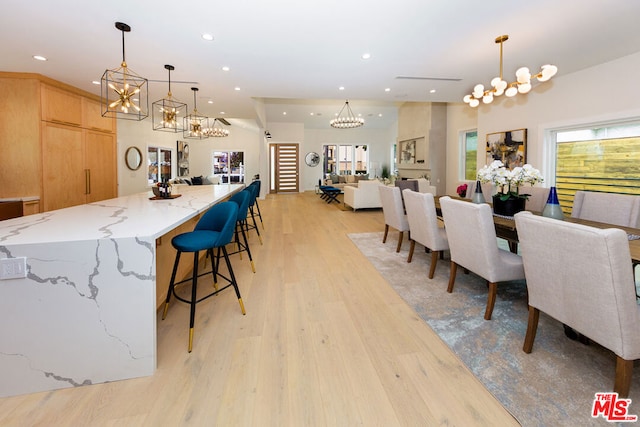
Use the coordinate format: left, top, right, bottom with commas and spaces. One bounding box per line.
0, 184, 243, 397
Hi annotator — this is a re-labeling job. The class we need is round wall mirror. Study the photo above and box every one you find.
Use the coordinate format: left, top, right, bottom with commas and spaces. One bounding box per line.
125, 146, 143, 171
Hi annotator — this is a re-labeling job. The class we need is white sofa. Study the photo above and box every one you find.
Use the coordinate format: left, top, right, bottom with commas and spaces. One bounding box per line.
344, 180, 384, 211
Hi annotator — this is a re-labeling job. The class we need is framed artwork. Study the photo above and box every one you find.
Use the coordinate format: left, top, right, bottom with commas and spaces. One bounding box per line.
486, 128, 527, 169
177, 140, 189, 177
399, 139, 417, 164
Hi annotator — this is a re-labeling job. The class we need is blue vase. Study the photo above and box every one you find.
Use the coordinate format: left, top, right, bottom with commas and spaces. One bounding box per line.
471, 180, 485, 204
542, 186, 564, 219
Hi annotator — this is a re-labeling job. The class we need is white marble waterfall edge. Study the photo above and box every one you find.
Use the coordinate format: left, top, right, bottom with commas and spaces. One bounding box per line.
0, 184, 244, 397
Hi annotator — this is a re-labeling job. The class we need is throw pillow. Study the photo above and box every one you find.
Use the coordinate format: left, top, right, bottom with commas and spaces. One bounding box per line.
338, 175, 347, 183
191, 176, 203, 185
330, 174, 339, 184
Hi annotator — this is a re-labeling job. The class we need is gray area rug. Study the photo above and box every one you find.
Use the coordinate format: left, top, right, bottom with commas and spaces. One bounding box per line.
348, 232, 640, 427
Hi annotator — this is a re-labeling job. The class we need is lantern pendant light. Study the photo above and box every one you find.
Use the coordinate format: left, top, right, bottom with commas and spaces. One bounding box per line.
101, 22, 149, 120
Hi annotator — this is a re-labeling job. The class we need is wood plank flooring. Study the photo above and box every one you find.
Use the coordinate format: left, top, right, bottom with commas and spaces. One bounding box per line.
0, 191, 519, 426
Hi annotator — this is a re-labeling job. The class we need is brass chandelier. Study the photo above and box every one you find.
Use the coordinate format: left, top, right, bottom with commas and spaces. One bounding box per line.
101, 22, 149, 120
152, 65, 187, 132
330, 100, 364, 129
463, 35, 558, 108
183, 87, 211, 139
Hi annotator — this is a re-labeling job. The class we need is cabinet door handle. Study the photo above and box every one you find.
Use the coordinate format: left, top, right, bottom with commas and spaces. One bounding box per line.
85, 169, 91, 195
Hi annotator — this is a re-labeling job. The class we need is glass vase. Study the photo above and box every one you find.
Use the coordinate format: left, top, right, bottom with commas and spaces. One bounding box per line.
542, 186, 564, 219
471, 180, 485, 204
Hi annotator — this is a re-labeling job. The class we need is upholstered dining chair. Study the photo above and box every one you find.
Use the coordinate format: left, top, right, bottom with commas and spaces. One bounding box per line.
520, 186, 550, 213
403, 189, 449, 278
379, 185, 410, 252
571, 190, 640, 228
439, 196, 526, 320
514, 211, 640, 397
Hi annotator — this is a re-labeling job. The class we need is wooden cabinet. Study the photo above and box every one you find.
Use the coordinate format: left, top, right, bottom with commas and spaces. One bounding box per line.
41, 122, 86, 211
41, 123, 117, 211
83, 97, 116, 133
0, 73, 117, 212
85, 130, 117, 203
41, 84, 82, 126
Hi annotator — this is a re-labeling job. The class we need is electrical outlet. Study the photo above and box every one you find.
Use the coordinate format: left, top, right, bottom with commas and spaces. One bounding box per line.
0, 257, 27, 280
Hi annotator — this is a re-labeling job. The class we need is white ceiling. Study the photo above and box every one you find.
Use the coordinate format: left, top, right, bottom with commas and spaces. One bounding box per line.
3, 0, 640, 129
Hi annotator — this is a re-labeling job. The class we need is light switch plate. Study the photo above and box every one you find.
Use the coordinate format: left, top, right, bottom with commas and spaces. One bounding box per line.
0, 257, 27, 280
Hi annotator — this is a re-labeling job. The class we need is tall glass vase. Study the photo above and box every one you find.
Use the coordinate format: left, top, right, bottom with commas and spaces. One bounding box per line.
542, 186, 564, 219
471, 180, 485, 204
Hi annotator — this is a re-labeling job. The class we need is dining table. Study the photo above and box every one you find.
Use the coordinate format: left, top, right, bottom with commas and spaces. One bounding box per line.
434, 196, 640, 263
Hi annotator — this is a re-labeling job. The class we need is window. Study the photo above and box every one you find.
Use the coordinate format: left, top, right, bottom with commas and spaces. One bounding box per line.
212, 151, 245, 183
554, 122, 640, 214
323, 144, 368, 176
461, 130, 478, 180
148, 146, 172, 184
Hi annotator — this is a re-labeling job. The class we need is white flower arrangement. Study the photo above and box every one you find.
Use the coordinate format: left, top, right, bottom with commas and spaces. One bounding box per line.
477, 160, 543, 200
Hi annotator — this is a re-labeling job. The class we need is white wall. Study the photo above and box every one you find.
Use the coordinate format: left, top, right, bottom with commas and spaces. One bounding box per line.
446, 51, 640, 195
116, 119, 261, 197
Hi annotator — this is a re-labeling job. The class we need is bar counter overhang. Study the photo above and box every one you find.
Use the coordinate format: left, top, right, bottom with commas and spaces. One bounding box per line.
0, 184, 243, 397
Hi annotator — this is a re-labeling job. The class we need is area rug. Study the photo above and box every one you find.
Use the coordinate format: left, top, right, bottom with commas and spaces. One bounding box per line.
348, 232, 640, 427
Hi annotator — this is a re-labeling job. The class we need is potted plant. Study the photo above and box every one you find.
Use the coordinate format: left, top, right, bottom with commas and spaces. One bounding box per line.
477, 160, 543, 216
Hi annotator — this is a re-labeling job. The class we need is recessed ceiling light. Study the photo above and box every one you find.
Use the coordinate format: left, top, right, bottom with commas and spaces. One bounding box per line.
378, 113, 383, 117
384, 88, 391, 92
219, 111, 226, 115
361, 53, 371, 60
91, 80, 100, 85
339, 86, 345, 91
202, 34, 214, 41
222, 66, 230, 71
310, 112, 315, 116
208, 100, 214, 104
430, 89, 436, 93
33, 55, 47, 61
282, 112, 287, 115
234, 87, 240, 91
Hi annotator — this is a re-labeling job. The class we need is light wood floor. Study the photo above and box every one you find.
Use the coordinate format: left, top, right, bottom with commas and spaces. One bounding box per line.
0, 191, 519, 426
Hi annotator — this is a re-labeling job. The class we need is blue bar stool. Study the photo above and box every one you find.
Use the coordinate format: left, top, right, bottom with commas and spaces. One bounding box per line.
249, 180, 264, 230
162, 201, 246, 352
245, 183, 263, 245
228, 190, 257, 272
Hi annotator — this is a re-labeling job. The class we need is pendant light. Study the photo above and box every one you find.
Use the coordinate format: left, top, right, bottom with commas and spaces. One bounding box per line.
183, 87, 211, 139
330, 100, 364, 129
101, 22, 149, 120
152, 65, 187, 132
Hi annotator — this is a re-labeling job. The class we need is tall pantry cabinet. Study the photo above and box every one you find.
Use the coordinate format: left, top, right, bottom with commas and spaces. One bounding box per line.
0, 72, 117, 213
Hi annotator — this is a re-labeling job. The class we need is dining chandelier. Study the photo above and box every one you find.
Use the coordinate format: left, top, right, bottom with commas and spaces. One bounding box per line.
463, 35, 558, 108
330, 100, 364, 129
204, 119, 230, 137
183, 87, 211, 139
101, 22, 149, 120
152, 65, 187, 132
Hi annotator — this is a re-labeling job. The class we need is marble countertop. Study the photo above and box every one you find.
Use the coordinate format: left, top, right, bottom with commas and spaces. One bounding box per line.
0, 184, 243, 245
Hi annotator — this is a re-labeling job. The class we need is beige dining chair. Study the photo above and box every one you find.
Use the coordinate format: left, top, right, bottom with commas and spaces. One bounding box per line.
439, 196, 525, 320
514, 211, 640, 397
466, 181, 494, 201
403, 189, 449, 278
379, 185, 410, 252
520, 186, 550, 213
571, 190, 640, 228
